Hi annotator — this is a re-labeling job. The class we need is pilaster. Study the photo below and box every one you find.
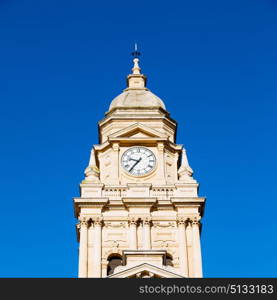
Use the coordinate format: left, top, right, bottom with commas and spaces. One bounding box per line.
92, 217, 103, 277
78, 217, 89, 278
177, 216, 189, 277
128, 217, 138, 249
191, 217, 203, 278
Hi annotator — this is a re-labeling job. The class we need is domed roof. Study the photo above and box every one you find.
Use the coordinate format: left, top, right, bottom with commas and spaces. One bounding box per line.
109, 89, 166, 111
108, 55, 166, 112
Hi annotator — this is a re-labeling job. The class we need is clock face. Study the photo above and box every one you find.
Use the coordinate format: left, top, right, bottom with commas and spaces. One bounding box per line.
121, 147, 156, 176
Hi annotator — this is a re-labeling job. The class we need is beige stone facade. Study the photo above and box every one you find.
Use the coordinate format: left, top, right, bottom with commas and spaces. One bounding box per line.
73, 56, 206, 278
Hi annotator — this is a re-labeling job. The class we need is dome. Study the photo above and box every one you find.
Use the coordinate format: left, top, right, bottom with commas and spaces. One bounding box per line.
109, 89, 166, 111
108, 56, 166, 112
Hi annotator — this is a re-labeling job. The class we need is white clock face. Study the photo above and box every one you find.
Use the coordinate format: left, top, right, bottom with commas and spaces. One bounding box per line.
121, 147, 156, 176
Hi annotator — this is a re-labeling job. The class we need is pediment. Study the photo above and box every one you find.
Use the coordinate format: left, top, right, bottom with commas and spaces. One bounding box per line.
108, 123, 167, 139
108, 263, 184, 278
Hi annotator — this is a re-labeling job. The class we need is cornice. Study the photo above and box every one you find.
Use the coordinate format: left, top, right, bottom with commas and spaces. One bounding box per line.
171, 197, 206, 217
93, 139, 183, 154
122, 197, 157, 207
171, 197, 206, 203
73, 197, 108, 217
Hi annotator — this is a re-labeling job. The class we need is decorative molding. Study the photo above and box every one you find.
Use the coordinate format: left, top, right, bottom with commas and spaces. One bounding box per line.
152, 221, 175, 228
104, 222, 127, 228
104, 240, 120, 248
152, 240, 175, 248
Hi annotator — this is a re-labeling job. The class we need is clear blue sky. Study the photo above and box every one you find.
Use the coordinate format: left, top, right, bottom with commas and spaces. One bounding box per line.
0, 0, 276, 277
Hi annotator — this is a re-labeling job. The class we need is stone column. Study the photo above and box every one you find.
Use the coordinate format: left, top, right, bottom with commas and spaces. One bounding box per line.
87, 222, 94, 277
142, 217, 151, 249
93, 217, 102, 277
157, 143, 166, 185
78, 217, 88, 278
129, 217, 138, 249
186, 220, 193, 277
112, 143, 119, 184
191, 217, 203, 277
177, 217, 188, 277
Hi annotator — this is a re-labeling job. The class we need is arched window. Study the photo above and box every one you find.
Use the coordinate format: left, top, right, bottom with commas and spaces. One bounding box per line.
165, 254, 173, 267
107, 254, 122, 276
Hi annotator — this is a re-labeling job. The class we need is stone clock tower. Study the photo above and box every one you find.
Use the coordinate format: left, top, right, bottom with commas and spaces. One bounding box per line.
73, 55, 206, 278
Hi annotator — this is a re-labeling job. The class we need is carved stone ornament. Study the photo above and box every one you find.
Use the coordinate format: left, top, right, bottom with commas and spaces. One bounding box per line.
142, 217, 151, 225
128, 217, 138, 226
153, 240, 175, 248
135, 271, 154, 278
152, 221, 175, 228
105, 222, 127, 228
177, 216, 187, 225
112, 143, 119, 152
93, 217, 103, 226
189, 216, 201, 226
79, 217, 89, 227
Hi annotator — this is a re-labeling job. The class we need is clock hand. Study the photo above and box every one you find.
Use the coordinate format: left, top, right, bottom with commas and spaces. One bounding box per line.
129, 158, 140, 162
129, 157, 142, 172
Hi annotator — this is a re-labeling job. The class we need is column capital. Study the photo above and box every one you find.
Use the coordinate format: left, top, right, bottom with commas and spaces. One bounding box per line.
141, 216, 152, 225
93, 216, 103, 226
128, 216, 138, 225
78, 217, 89, 228
190, 216, 201, 226
177, 216, 188, 225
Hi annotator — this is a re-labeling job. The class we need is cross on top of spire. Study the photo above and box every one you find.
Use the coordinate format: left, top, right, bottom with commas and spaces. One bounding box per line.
131, 43, 141, 58
131, 43, 141, 75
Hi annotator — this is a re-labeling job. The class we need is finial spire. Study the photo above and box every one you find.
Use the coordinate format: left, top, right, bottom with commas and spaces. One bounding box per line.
125, 44, 147, 89
131, 43, 141, 58
131, 43, 141, 75
177, 148, 195, 183
83, 148, 100, 183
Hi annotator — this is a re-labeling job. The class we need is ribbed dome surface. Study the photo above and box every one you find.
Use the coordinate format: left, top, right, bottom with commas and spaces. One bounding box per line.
109, 89, 166, 111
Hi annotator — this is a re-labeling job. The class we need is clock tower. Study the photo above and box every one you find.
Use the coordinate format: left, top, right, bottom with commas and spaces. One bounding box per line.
73, 54, 206, 278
